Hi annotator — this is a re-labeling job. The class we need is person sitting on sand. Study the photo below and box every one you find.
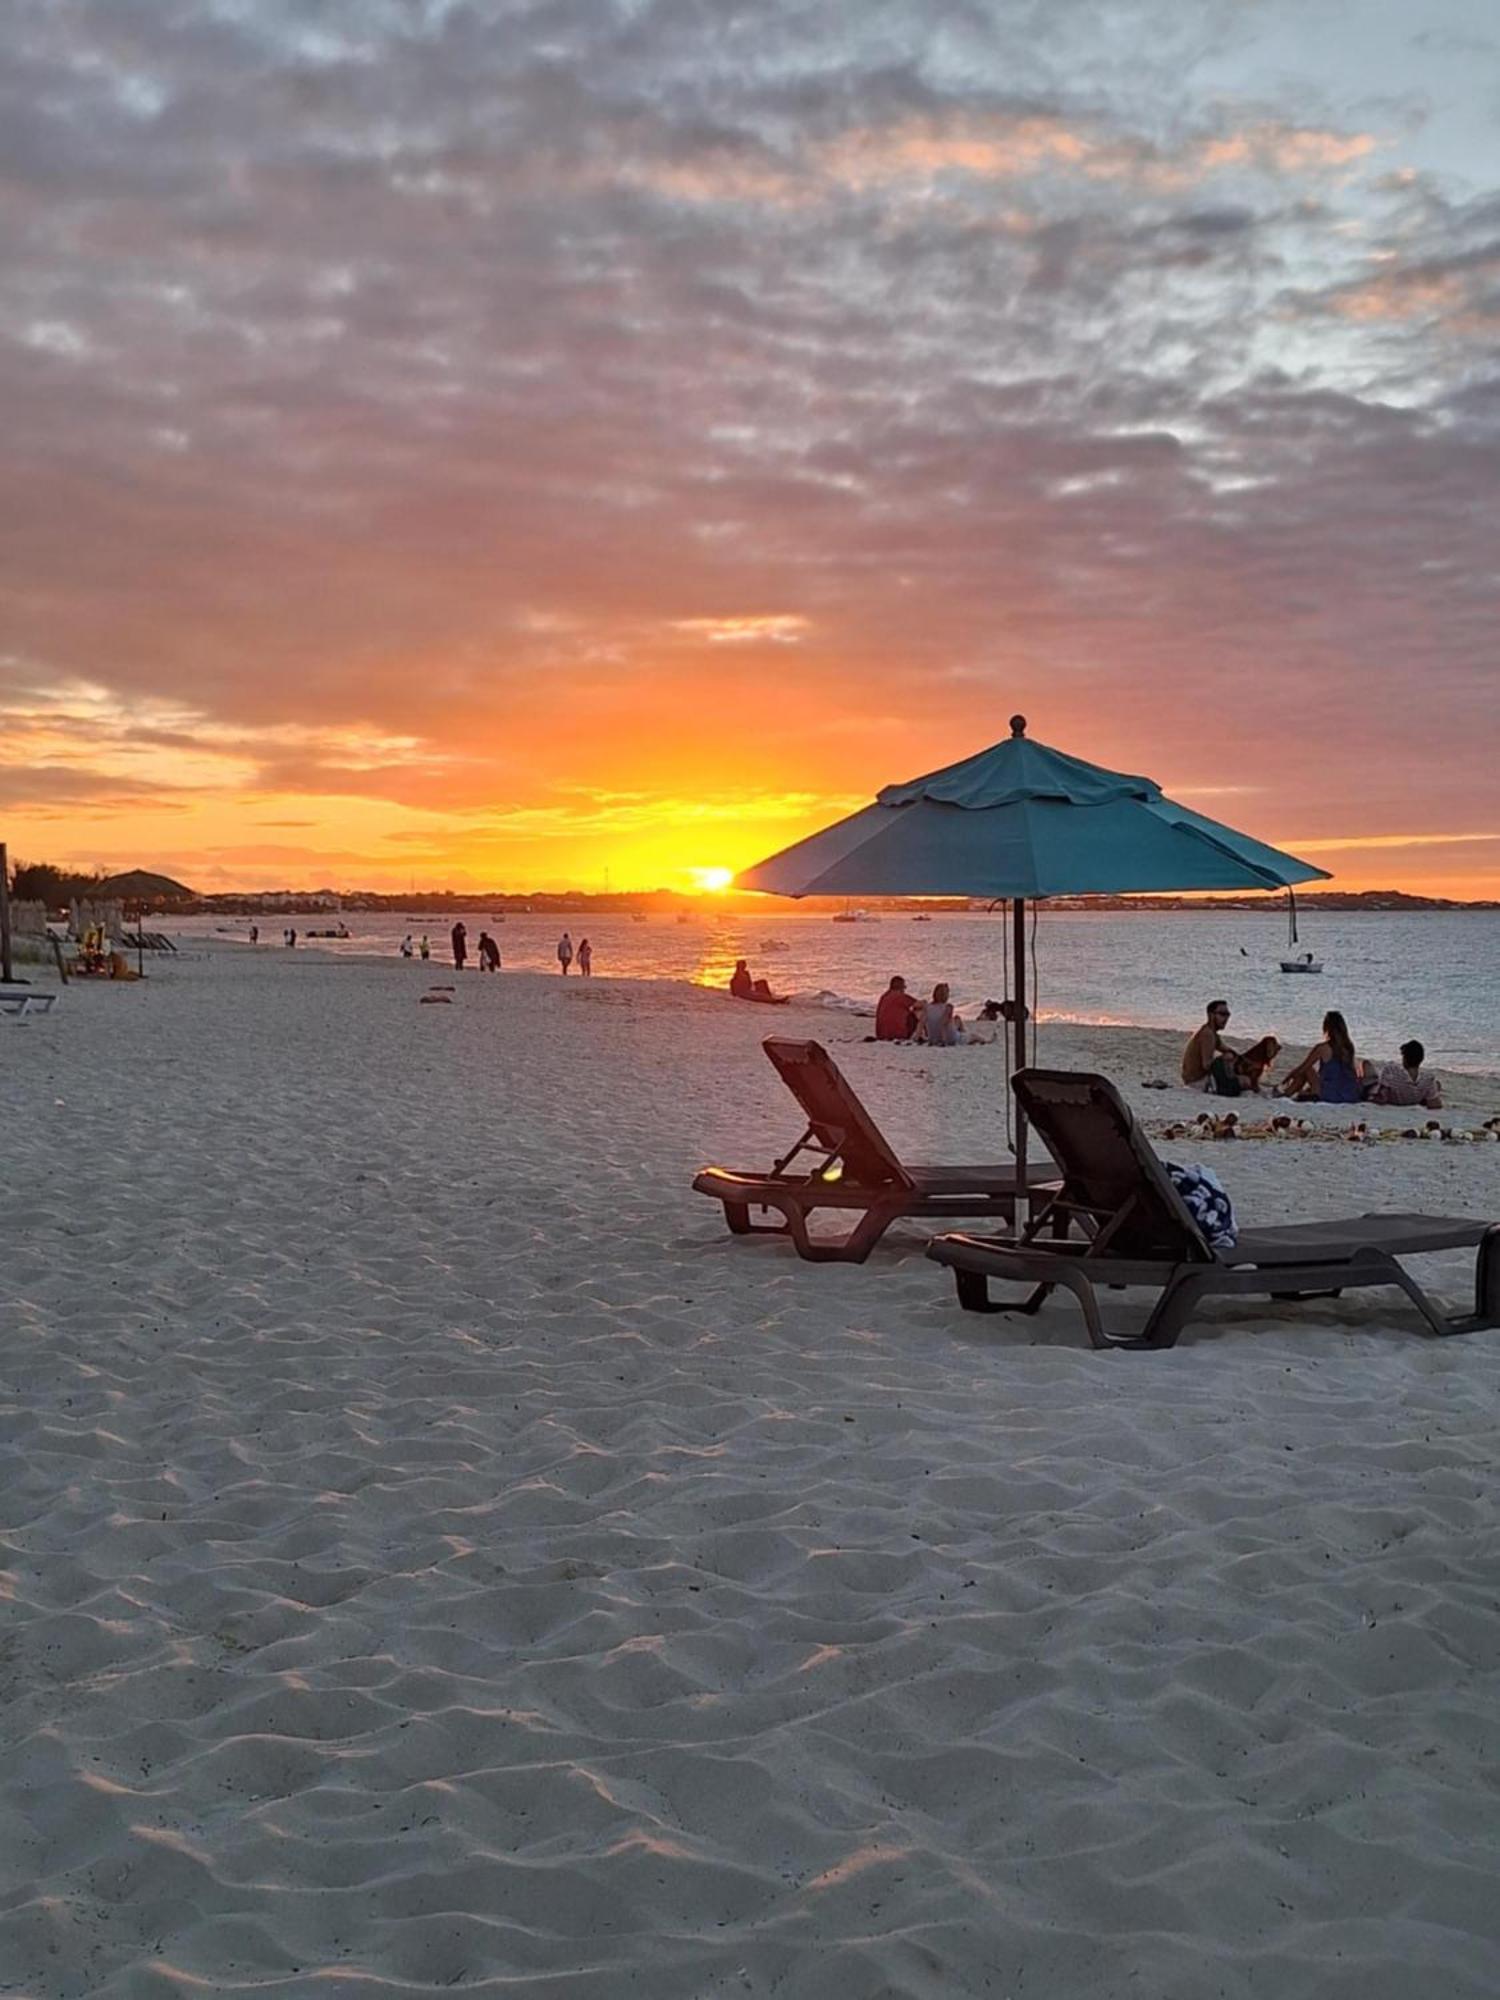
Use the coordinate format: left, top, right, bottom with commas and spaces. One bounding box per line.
875, 975, 919, 1042
729, 958, 785, 1004
1371, 1039, 1443, 1110
1280, 1010, 1367, 1103
919, 982, 968, 1047
1181, 999, 1244, 1093
1230, 1035, 1281, 1094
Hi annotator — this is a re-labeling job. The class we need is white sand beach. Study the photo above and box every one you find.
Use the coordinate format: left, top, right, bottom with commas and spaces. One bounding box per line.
4, 946, 1500, 1997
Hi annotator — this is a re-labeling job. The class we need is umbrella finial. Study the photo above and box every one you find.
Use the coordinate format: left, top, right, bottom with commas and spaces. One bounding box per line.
1009, 714, 1027, 737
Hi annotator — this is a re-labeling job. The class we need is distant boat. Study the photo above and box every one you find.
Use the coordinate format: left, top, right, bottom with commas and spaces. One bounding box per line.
833, 905, 880, 923
762, 938, 789, 952
912, 914, 932, 923
631, 911, 648, 924
1279, 890, 1322, 973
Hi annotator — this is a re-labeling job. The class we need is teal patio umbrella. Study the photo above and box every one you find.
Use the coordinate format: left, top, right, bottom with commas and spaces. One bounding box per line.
737, 717, 1330, 1183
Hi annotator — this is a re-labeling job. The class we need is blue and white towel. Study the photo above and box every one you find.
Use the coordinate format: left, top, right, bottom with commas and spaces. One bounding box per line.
1165, 1162, 1237, 1250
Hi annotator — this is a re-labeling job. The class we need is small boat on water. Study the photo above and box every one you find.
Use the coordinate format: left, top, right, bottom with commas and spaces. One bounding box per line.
1279, 891, 1322, 974
833, 905, 880, 923
912, 914, 932, 923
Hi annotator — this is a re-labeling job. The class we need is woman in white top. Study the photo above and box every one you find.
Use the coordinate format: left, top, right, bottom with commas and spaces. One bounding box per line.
922, 982, 963, 1046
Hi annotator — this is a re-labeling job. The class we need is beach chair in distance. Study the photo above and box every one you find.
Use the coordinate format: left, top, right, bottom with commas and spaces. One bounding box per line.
692, 1038, 1061, 1263
926, 1069, 1500, 1349
0, 988, 56, 1019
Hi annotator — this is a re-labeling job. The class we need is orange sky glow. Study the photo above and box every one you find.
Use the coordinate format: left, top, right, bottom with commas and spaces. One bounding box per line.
4, 3, 1498, 900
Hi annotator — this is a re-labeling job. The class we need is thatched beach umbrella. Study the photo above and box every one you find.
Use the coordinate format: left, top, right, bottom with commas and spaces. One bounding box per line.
737, 717, 1330, 1183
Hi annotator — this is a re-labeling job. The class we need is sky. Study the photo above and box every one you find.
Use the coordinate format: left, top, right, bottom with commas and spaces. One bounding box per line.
3, 0, 1498, 896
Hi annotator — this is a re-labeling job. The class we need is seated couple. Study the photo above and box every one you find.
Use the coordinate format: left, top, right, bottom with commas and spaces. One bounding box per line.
1280, 1018, 1442, 1108
729, 959, 788, 1005
1181, 1000, 1279, 1097
875, 977, 986, 1047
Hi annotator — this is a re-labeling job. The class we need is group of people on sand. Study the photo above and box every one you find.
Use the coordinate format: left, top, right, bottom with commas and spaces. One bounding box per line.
399, 923, 502, 972
1182, 999, 1442, 1108
874, 975, 996, 1047
396, 924, 593, 975
728, 960, 997, 1047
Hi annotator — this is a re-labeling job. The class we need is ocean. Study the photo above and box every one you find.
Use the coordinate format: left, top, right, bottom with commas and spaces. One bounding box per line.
179, 906, 1500, 1076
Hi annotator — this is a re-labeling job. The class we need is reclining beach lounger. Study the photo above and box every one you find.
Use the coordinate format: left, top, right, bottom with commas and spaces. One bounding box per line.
927, 1069, 1500, 1349
693, 1037, 1060, 1263
0, 988, 56, 1018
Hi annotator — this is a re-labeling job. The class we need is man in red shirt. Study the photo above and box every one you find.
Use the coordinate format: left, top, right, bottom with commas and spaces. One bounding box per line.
874, 975, 919, 1042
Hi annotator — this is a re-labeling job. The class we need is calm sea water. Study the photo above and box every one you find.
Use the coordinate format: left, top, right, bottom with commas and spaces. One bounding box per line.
181, 907, 1500, 1075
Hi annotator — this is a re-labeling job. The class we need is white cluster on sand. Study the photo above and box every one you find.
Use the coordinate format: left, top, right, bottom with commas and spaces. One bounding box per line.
3, 948, 1500, 1996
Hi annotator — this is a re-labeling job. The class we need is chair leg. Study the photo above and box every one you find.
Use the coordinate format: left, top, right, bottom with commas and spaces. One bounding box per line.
954, 1267, 1003, 1313
790, 1200, 899, 1264
721, 1200, 791, 1239
1473, 1226, 1500, 1328
1137, 1270, 1219, 1350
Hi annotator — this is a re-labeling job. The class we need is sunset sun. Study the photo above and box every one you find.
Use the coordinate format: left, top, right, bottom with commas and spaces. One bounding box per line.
689, 865, 735, 893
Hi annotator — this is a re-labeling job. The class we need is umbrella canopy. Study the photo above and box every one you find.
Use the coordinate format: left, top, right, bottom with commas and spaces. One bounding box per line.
737, 717, 1330, 1185
739, 722, 1329, 901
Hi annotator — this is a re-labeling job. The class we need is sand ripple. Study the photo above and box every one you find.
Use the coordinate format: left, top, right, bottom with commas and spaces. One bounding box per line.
4, 956, 1500, 1994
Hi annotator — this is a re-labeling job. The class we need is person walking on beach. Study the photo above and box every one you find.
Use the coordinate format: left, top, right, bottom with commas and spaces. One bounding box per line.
557, 931, 574, 974
285, 927, 297, 948
399, 934, 414, 959
249, 924, 259, 945
419, 934, 430, 961
478, 931, 501, 972
451, 921, 467, 971
577, 937, 593, 977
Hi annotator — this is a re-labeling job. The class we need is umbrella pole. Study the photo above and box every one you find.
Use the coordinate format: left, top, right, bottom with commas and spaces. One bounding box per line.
1012, 895, 1028, 1193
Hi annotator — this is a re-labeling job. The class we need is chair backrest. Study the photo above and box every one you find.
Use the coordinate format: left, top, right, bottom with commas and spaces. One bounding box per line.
1014, 1069, 1215, 1262
762, 1039, 914, 1188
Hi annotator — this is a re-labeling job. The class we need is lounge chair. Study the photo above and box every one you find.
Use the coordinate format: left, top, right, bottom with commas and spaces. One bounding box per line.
0, 988, 56, 1019
693, 1038, 1060, 1263
927, 1069, 1500, 1348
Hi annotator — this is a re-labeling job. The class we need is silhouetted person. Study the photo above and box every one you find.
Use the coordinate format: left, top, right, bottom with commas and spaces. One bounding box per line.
451, 921, 467, 970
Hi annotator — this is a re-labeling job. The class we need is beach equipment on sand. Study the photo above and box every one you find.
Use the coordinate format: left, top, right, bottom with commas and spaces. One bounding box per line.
926, 1069, 1500, 1348
737, 717, 1328, 1182
693, 1038, 1061, 1262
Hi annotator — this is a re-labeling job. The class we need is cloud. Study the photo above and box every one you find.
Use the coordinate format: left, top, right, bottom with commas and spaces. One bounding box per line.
0, 0, 1497, 886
